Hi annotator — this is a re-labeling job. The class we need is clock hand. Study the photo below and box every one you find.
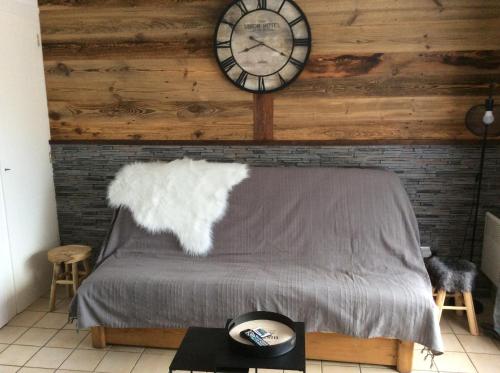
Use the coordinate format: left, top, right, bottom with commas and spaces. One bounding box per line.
261, 43, 288, 57
240, 42, 264, 53
248, 36, 287, 57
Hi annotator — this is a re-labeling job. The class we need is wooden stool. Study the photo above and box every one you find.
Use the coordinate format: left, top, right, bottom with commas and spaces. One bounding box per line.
433, 288, 479, 335
425, 256, 479, 336
48, 245, 92, 311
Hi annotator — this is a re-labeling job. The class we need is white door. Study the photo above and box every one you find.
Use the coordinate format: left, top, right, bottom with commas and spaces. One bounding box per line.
0, 1, 60, 313
0, 161, 16, 327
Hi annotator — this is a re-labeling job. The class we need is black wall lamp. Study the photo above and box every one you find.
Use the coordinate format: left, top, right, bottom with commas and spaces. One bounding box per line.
464, 86, 500, 261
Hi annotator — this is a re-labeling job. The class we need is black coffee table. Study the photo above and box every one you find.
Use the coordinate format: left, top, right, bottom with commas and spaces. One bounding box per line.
169, 323, 305, 372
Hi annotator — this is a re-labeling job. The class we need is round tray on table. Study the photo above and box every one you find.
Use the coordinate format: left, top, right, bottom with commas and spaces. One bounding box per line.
226, 311, 297, 358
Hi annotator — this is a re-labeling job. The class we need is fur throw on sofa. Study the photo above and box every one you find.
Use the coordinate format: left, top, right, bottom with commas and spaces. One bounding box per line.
107, 158, 249, 256
425, 256, 477, 292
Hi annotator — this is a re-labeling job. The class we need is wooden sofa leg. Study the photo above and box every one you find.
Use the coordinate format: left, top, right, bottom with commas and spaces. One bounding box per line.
91, 326, 106, 348
396, 340, 414, 373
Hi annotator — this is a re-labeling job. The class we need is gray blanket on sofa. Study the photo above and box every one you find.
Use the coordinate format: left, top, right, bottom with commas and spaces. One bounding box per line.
70, 166, 443, 352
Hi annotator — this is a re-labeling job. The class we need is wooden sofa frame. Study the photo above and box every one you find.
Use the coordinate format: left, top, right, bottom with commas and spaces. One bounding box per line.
91, 327, 414, 372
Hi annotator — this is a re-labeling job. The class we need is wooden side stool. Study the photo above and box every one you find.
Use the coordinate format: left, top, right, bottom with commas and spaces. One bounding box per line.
48, 245, 92, 311
425, 256, 479, 336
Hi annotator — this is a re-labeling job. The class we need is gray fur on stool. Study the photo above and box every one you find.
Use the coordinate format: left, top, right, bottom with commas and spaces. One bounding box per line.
425, 256, 477, 292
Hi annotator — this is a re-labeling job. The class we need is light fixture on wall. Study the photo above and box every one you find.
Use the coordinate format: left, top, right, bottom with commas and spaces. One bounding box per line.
464, 86, 499, 262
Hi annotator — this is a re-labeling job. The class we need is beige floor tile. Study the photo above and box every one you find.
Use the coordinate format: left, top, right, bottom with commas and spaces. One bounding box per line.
412, 349, 437, 371
442, 333, 465, 352
456, 335, 499, 354
359, 364, 393, 369
25, 347, 72, 369
0, 345, 39, 366
305, 361, 321, 373
143, 348, 176, 356
440, 316, 454, 334
323, 364, 360, 373
26, 298, 57, 313
109, 345, 144, 353
131, 353, 174, 373
0, 345, 8, 353
46, 330, 88, 349
434, 351, 477, 373
322, 361, 359, 367
61, 322, 83, 331
56, 370, 92, 373
77, 334, 109, 350
34, 314, 67, 330
448, 316, 475, 335
95, 351, 141, 373
59, 349, 106, 371
494, 337, 500, 348
52, 300, 71, 315
360, 368, 397, 372
414, 343, 425, 351
0, 365, 20, 373
18, 368, 55, 373
0, 327, 28, 344
8, 313, 46, 328
468, 353, 500, 373
14, 329, 58, 347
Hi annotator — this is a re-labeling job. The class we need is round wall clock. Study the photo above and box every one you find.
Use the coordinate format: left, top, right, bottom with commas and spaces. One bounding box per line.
214, 0, 311, 93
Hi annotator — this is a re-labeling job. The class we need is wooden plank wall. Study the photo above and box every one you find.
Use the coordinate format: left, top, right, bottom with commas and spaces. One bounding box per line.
39, 0, 500, 142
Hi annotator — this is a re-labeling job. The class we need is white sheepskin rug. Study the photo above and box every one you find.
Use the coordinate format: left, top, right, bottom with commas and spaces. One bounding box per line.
107, 158, 249, 256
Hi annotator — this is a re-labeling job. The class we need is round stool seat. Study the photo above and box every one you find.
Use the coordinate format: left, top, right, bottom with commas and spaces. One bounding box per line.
48, 245, 92, 264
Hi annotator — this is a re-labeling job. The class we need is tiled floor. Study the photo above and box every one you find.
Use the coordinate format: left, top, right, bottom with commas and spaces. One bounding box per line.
0, 290, 498, 373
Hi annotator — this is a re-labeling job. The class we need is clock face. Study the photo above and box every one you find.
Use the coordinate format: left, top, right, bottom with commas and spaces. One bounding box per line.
215, 0, 311, 93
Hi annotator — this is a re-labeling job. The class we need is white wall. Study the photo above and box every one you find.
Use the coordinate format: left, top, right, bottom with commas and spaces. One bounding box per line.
0, 0, 60, 320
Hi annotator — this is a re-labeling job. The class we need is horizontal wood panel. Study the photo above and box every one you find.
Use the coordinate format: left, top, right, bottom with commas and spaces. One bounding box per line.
40, 1, 500, 59
274, 96, 481, 140
44, 58, 247, 102
40, 0, 500, 142
49, 100, 253, 140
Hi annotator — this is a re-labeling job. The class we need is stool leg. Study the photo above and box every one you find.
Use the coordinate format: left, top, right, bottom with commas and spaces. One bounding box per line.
462, 292, 479, 336
49, 263, 60, 311
454, 292, 464, 316
435, 289, 447, 321
72, 262, 79, 295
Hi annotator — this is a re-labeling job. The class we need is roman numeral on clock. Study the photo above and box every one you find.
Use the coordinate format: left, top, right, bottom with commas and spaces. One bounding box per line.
278, 73, 287, 85
221, 19, 234, 28
258, 76, 266, 92
257, 0, 267, 9
221, 56, 236, 72
277, 0, 285, 13
216, 40, 231, 48
289, 57, 304, 69
236, 1, 248, 14
235, 71, 248, 87
289, 15, 304, 27
294, 38, 310, 47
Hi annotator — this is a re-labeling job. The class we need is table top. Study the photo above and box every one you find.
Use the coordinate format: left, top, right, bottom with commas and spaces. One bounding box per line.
169, 323, 305, 372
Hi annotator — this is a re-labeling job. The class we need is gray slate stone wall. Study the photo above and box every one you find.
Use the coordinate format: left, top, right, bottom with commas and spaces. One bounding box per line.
50, 144, 500, 267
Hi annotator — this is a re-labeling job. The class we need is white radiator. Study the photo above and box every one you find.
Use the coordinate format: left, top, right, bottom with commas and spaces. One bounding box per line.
482, 212, 500, 288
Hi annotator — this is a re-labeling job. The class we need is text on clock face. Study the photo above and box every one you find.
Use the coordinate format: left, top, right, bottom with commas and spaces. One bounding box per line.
215, 0, 311, 93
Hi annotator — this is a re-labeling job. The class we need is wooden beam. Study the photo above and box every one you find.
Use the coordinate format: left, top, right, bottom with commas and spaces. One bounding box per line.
253, 94, 274, 141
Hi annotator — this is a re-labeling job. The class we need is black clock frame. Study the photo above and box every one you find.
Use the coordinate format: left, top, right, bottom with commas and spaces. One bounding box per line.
213, 0, 312, 94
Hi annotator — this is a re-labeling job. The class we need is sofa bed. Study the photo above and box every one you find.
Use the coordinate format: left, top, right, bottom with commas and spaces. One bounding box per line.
70, 165, 443, 372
